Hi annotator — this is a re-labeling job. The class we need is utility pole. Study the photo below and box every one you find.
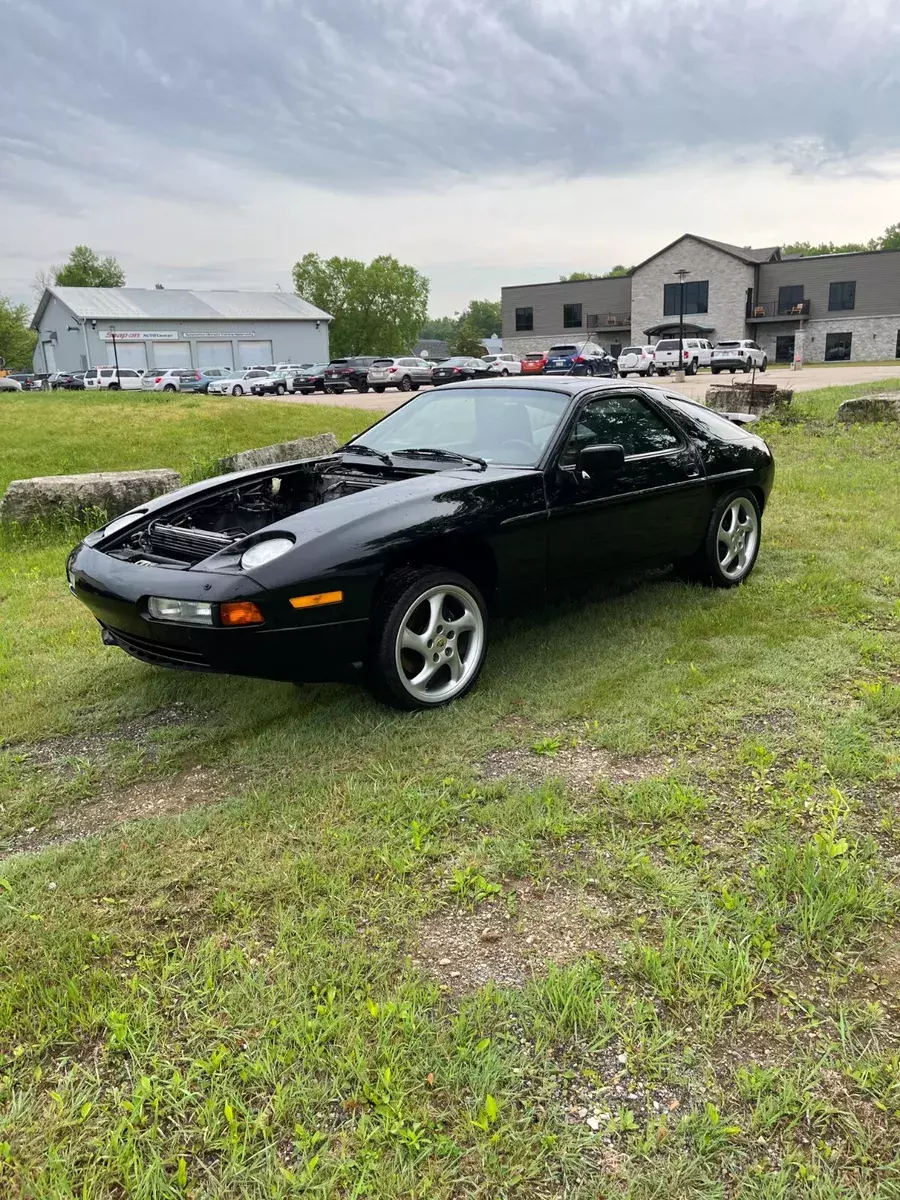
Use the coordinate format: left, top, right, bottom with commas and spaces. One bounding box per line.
108, 326, 121, 381
674, 269, 688, 382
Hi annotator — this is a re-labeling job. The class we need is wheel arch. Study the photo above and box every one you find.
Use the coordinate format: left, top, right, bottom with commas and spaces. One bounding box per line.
375, 534, 499, 611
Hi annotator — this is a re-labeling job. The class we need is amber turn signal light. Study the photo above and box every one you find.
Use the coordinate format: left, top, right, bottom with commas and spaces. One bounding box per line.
219, 600, 265, 626
289, 590, 343, 610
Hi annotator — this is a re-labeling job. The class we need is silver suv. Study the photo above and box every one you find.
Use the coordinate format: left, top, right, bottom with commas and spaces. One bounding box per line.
367, 357, 433, 393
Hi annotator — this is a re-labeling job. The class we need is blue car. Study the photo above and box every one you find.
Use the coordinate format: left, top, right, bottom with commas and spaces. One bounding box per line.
542, 342, 618, 377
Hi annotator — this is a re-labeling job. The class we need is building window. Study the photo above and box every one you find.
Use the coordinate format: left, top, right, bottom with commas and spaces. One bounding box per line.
563, 303, 582, 329
828, 281, 856, 311
515, 306, 534, 332
824, 331, 852, 361
775, 335, 795, 362
663, 280, 709, 316
778, 285, 805, 315
896, 330, 900, 358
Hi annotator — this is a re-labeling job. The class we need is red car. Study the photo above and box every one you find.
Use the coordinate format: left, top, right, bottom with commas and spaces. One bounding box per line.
520, 353, 547, 375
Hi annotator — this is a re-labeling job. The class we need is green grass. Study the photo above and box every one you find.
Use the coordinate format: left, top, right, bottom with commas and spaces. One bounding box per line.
0, 389, 371, 493
1, 380, 900, 1196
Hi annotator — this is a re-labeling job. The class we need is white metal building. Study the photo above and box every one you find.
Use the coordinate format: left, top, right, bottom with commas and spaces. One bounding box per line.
31, 287, 332, 374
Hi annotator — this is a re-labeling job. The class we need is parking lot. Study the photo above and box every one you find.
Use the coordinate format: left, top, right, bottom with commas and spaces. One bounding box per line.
276, 361, 900, 411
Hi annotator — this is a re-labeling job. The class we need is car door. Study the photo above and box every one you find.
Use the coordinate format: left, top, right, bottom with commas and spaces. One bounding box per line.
545, 388, 708, 586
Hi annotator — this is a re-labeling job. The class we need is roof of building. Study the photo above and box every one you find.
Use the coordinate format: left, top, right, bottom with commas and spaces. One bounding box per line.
633, 234, 782, 272
32, 287, 332, 329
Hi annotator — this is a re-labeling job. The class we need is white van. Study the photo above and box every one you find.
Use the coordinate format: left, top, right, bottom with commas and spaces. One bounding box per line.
83, 368, 144, 391
652, 338, 714, 376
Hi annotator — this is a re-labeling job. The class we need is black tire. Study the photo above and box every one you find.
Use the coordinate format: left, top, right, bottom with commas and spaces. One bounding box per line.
399, 375, 413, 392
500, 369, 509, 377
744, 359, 753, 373
711, 367, 720, 375
647, 363, 655, 376
410, 382, 420, 390
760, 358, 768, 373
275, 383, 286, 395
108, 383, 120, 391
163, 383, 177, 392
373, 385, 386, 393
358, 383, 369, 394
325, 386, 337, 394
686, 359, 698, 376
676, 489, 762, 589
729, 369, 736, 375
233, 385, 243, 396
366, 566, 488, 710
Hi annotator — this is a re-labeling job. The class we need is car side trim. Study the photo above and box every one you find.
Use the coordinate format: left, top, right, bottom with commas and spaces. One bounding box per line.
705, 468, 755, 482
550, 474, 707, 515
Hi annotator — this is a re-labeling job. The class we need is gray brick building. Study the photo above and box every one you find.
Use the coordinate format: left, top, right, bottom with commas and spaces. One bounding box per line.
502, 234, 900, 364
31, 287, 332, 375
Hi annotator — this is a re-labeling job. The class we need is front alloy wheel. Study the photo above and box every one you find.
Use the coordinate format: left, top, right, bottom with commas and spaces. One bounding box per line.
233, 385, 243, 396
367, 567, 488, 709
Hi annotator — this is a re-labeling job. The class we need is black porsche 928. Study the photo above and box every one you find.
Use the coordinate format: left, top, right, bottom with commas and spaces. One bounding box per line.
67, 379, 774, 709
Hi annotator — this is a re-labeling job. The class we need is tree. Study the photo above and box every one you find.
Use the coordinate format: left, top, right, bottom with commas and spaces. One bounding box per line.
601, 264, 632, 278
559, 266, 631, 281
292, 252, 429, 357
53, 245, 126, 288
449, 319, 487, 358
559, 271, 597, 281
780, 239, 873, 257
0, 295, 37, 370
880, 222, 900, 251
460, 299, 501, 338
419, 315, 458, 341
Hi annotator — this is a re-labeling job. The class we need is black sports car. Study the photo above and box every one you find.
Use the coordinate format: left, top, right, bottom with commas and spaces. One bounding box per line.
431, 357, 493, 384
67, 379, 774, 709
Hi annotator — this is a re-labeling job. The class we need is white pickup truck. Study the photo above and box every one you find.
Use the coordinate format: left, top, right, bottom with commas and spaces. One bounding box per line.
652, 338, 714, 376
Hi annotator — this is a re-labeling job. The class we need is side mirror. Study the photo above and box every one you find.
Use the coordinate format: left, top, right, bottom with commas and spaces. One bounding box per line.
576, 443, 625, 484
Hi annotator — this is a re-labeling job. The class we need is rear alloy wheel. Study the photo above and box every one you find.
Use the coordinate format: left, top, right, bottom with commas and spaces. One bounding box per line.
685, 359, 698, 376
108, 383, 120, 390
677, 490, 761, 588
399, 375, 413, 392
647, 363, 655, 376
744, 359, 753, 373
163, 383, 177, 392
358, 383, 369, 393
367, 567, 488, 710
500, 368, 509, 377
233, 385, 243, 396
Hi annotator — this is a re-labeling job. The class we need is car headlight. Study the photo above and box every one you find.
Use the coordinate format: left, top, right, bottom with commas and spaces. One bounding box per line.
148, 597, 214, 625
103, 510, 148, 537
240, 537, 294, 570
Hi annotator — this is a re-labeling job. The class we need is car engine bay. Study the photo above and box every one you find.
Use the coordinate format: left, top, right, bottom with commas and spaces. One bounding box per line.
103, 459, 397, 568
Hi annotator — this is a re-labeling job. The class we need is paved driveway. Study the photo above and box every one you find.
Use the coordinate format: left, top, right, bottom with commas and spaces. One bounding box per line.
276, 362, 900, 413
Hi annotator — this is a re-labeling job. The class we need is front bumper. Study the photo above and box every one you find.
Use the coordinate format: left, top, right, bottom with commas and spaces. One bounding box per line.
69, 544, 369, 683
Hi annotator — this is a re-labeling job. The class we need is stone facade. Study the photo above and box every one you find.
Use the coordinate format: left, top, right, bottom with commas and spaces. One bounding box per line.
630, 237, 754, 344
755, 315, 900, 363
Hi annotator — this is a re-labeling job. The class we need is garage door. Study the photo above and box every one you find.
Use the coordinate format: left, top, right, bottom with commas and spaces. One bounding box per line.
153, 342, 192, 368
238, 340, 273, 367
197, 341, 234, 369
114, 343, 148, 370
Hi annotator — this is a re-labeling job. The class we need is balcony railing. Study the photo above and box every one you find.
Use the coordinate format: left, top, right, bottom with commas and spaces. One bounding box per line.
747, 299, 810, 320
587, 311, 631, 329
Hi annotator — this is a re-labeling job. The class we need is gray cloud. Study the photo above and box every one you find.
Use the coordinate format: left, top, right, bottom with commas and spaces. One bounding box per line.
4, 0, 900, 208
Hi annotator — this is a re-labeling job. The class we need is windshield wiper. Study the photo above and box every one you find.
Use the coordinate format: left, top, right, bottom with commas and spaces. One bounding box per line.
392, 447, 488, 470
339, 442, 394, 467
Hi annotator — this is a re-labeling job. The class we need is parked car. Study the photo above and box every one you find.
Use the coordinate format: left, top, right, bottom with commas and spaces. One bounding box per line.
430, 357, 494, 384
7, 372, 36, 390
250, 370, 294, 396
143, 369, 192, 392
322, 357, 381, 394
710, 341, 767, 374
287, 364, 331, 394
482, 353, 522, 376
652, 339, 714, 376
50, 371, 85, 389
520, 353, 547, 375
367, 357, 433, 393
83, 368, 144, 391
0, 374, 23, 391
542, 343, 617, 377
207, 369, 272, 397
68, 377, 774, 711
617, 346, 657, 377
180, 368, 234, 394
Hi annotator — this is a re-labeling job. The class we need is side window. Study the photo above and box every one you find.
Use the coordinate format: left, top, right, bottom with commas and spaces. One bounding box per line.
560, 394, 681, 465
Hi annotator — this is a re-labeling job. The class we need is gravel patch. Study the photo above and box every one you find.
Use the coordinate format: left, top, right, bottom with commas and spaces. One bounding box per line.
477, 744, 674, 794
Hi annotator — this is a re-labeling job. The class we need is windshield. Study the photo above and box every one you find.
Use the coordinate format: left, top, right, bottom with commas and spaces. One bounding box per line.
351, 387, 570, 467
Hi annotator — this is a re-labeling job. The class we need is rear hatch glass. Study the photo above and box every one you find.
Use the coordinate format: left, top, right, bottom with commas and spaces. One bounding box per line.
655, 341, 680, 351
548, 345, 578, 355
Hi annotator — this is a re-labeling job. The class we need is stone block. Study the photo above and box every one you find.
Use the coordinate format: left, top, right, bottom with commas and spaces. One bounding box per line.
216, 431, 338, 474
836, 394, 900, 423
0, 469, 181, 524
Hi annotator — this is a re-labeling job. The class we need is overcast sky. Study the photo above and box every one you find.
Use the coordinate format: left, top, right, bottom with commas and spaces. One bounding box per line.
3, 0, 900, 314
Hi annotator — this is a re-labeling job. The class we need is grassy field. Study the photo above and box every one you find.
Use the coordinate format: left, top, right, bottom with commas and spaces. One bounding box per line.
1, 381, 899, 1197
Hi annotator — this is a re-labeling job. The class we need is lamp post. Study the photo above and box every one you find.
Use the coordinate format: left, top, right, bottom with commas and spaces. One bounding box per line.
108, 325, 121, 381
674, 269, 689, 382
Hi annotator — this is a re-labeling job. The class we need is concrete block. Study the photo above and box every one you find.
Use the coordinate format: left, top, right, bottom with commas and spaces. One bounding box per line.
0, 469, 181, 524
836, 394, 900, 423
216, 431, 338, 474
